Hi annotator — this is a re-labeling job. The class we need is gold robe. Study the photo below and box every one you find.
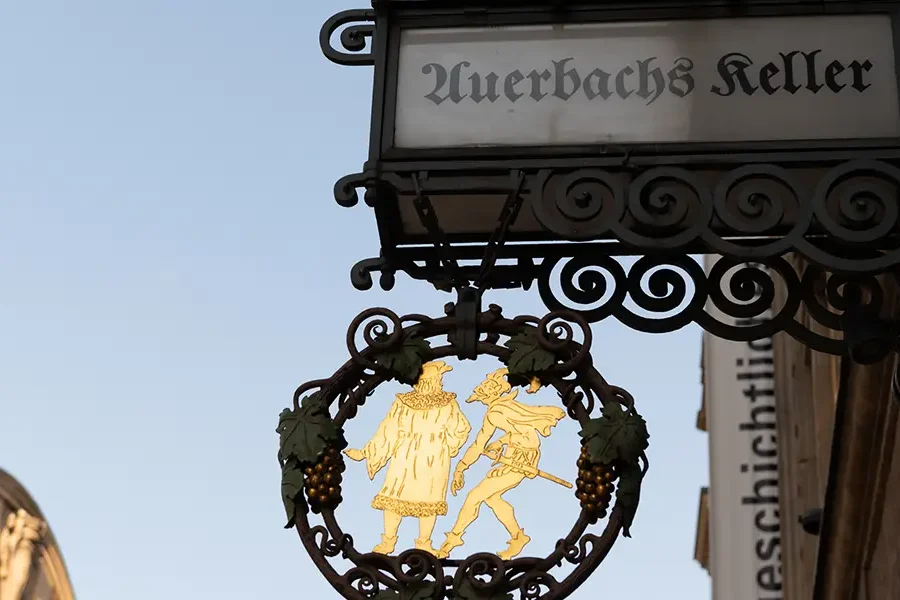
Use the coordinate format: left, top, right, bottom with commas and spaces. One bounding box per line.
360, 390, 471, 517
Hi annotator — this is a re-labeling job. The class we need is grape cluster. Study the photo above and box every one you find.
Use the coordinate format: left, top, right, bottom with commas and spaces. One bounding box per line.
575, 442, 617, 523
303, 446, 346, 513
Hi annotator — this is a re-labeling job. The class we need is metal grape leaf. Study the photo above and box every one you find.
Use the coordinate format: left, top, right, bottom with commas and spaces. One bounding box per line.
504, 328, 556, 377
455, 579, 513, 600
277, 393, 340, 466
374, 582, 436, 600
281, 459, 306, 528
374, 336, 432, 384
579, 402, 649, 465
616, 462, 644, 538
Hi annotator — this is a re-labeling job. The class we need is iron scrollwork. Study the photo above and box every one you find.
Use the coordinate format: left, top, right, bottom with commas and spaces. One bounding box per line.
278, 304, 649, 600
320, 9, 376, 67
529, 159, 900, 271
536, 253, 897, 358
339, 159, 900, 359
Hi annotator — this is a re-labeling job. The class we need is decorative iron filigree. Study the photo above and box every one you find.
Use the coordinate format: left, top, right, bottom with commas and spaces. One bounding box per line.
349, 252, 898, 359
529, 159, 900, 271
320, 10, 376, 67
338, 158, 900, 359
279, 304, 648, 600
536, 254, 896, 357
339, 159, 900, 271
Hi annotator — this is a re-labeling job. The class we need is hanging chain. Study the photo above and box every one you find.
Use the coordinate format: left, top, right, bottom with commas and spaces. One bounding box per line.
410, 170, 526, 292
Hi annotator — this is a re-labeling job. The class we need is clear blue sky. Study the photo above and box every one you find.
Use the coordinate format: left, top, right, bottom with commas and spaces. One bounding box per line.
0, 3, 710, 599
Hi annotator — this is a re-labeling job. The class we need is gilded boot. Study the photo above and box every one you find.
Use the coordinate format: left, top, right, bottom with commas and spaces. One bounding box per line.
497, 529, 530, 560
372, 534, 398, 555
435, 532, 464, 559
414, 537, 438, 557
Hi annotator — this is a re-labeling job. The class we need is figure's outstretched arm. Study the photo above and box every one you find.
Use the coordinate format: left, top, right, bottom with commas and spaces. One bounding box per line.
345, 397, 402, 479
450, 415, 498, 496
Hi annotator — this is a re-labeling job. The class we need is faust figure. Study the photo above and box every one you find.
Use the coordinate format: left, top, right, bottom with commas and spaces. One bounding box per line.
0, 509, 47, 600
345, 360, 471, 556
437, 368, 567, 560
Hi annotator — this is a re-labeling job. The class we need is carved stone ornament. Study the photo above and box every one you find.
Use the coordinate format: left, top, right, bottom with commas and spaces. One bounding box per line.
0, 509, 47, 600
276, 302, 650, 600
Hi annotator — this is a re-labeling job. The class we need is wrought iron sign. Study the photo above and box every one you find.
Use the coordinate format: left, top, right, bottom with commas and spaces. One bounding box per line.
278, 304, 649, 600
283, 1, 900, 599
322, 0, 900, 358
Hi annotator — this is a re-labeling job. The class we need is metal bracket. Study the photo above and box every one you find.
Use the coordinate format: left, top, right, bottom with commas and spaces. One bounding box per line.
410, 169, 527, 294
798, 508, 823, 536
411, 172, 465, 291
475, 170, 526, 289
840, 305, 900, 365
446, 286, 483, 360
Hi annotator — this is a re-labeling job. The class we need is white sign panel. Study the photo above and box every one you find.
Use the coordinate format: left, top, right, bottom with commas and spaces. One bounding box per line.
394, 15, 900, 148
702, 256, 782, 600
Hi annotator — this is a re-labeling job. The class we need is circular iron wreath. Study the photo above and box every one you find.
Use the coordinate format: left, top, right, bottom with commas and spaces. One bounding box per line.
278, 303, 649, 600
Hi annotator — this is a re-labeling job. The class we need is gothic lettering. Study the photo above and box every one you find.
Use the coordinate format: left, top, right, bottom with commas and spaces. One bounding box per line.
583, 68, 612, 100
552, 58, 581, 100
803, 50, 823, 93
850, 59, 874, 92
420, 51, 877, 105
780, 51, 802, 94
469, 71, 500, 103
422, 63, 449, 105
759, 61, 780, 94
527, 69, 552, 101
636, 57, 665, 105
825, 59, 846, 92
615, 65, 634, 98
448, 62, 468, 103
667, 57, 695, 97
711, 52, 759, 96
504, 69, 524, 102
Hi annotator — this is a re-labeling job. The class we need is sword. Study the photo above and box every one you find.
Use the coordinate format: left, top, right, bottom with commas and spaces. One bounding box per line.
483, 449, 573, 489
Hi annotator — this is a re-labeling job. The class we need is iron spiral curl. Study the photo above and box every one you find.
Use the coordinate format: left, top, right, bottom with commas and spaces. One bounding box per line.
538, 253, 895, 359
532, 169, 626, 240
346, 307, 404, 373
343, 159, 899, 358
617, 167, 712, 250
320, 10, 376, 66
527, 159, 900, 272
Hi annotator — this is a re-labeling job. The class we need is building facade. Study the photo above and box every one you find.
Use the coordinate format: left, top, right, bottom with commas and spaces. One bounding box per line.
0, 469, 74, 600
696, 256, 900, 598
695, 256, 783, 599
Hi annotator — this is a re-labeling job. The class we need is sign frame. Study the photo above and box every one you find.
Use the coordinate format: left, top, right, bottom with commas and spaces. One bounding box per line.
371, 0, 900, 165
320, 1, 900, 361
325, 0, 900, 253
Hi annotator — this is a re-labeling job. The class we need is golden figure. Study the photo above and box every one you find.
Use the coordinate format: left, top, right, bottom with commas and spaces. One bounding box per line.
436, 368, 568, 560
344, 361, 471, 556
